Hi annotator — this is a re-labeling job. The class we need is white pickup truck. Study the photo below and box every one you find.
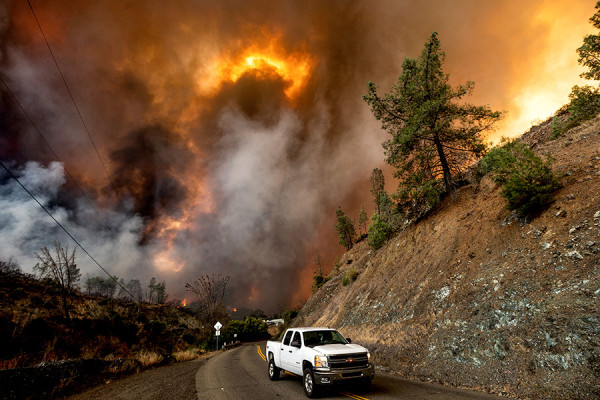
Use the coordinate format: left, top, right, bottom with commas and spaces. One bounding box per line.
265, 327, 374, 397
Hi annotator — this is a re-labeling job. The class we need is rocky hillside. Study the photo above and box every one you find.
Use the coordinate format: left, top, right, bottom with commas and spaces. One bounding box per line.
294, 116, 600, 399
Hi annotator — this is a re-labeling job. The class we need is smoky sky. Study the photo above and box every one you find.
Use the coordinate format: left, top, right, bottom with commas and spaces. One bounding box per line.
0, 0, 593, 312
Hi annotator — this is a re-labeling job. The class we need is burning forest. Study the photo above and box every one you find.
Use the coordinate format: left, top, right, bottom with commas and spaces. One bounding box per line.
0, 0, 594, 312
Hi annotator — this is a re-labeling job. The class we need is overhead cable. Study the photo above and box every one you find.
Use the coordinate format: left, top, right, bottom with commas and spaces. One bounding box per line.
0, 159, 139, 302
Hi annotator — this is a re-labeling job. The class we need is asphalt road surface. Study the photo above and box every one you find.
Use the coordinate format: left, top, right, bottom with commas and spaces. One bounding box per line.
196, 342, 502, 400
72, 342, 504, 399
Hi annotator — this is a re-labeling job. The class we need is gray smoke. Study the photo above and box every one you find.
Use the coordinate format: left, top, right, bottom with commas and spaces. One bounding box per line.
0, 0, 591, 311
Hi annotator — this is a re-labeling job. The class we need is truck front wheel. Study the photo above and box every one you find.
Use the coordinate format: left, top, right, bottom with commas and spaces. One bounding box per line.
303, 368, 319, 398
268, 356, 280, 381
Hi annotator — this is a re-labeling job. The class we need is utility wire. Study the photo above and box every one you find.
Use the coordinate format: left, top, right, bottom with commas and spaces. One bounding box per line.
24, 1, 169, 302
0, 74, 106, 225
0, 159, 139, 302
26, 0, 135, 229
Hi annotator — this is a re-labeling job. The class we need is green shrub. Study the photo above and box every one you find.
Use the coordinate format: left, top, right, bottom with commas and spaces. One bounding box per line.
552, 85, 600, 138
221, 316, 269, 343
312, 272, 329, 293
342, 269, 360, 286
367, 212, 393, 249
479, 139, 561, 218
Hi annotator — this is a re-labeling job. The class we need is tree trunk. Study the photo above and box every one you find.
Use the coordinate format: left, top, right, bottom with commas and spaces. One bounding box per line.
433, 134, 453, 191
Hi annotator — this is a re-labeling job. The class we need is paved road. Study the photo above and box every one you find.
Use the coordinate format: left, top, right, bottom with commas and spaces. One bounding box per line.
196, 342, 503, 400
70, 342, 503, 399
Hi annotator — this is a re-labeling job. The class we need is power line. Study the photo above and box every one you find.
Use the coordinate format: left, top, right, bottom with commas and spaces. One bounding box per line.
23, 1, 178, 304
0, 74, 106, 225
0, 159, 139, 302
26, 0, 136, 229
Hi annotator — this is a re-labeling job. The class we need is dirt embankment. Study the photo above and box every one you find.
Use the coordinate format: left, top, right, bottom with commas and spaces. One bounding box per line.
295, 117, 600, 399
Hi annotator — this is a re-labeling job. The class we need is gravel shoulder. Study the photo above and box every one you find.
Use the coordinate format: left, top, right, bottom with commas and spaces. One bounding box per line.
68, 356, 211, 400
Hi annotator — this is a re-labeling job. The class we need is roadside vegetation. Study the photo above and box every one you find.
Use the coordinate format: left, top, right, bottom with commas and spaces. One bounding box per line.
331, 3, 600, 257
478, 138, 561, 218
552, 2, 600, 138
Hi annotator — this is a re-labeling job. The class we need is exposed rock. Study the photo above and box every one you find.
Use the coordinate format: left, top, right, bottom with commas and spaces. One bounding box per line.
296, 117, 600, 400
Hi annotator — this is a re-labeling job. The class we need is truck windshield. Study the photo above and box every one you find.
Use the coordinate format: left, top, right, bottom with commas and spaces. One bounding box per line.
303, 330, 348, 347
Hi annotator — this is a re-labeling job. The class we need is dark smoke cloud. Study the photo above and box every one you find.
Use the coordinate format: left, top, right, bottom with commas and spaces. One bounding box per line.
0, 0, 592, 312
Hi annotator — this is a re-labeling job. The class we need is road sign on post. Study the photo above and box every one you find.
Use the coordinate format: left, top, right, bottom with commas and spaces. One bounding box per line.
214, 321, 222, 350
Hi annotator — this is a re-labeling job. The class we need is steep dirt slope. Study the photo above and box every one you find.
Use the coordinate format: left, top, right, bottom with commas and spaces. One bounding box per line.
295, 117, 600, 399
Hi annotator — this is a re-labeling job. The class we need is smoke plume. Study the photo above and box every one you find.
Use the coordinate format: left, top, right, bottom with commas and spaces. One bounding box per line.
0, 0, 593, 311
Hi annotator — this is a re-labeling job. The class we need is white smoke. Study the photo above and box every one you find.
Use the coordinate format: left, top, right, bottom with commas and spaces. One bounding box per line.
0, 161, 147, 283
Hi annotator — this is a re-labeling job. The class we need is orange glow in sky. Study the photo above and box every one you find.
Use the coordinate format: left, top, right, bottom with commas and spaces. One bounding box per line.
194, 40, 314, 100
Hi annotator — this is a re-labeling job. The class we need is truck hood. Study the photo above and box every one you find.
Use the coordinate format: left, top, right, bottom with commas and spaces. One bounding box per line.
312, 343, 368, 355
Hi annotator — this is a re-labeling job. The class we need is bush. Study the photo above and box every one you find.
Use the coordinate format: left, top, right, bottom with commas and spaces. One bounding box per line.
479, 139, 561, 218
173, 348, 202, 362
221, 316, 269, 343
552, 85, 600, 138
312, 272, 329, 293
342, 269, 360, 286
136, 350, 163, 367
367, 212, 393, 249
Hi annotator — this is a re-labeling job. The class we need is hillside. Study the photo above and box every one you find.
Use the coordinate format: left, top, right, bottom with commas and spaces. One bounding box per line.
294, 116, 600, 399
0, 272, 207, 398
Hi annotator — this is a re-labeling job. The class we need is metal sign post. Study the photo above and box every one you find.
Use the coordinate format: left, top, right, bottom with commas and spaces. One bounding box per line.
214, 321, 222, 351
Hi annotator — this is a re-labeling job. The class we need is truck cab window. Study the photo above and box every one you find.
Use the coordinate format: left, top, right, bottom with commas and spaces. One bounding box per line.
283, 330, 293, 346
292, 331, 301, 346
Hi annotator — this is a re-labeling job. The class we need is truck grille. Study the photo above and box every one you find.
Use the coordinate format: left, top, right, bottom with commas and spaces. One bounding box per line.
328, 353, 369, 369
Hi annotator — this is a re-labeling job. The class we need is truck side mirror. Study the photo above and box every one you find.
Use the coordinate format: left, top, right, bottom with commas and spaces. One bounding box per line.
290, 340, 301, 348
346, 338, 352, 343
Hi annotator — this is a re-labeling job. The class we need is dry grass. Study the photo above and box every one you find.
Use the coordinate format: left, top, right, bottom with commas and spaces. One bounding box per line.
108, 358, 140, 374
172, 348, 203, 362
136, 350, 164, 367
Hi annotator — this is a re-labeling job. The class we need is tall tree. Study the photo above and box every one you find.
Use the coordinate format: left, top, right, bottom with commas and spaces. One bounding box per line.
335, 206, 356, 251
185, 274, 230, 323
577, 1, 600, 80
126, 279, 143, 301
155, 280, 167, 304
314, 251, 323, 275
148, 277, 157, 303
369, 168, 385, 215
34, 242, 80, 319
378, 191, 393, 223
364, 32, 501, 211
358, 204, 368, 235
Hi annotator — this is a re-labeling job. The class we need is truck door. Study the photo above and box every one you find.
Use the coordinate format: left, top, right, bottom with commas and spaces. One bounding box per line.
281, 330, 302, 375
279, 330, 293, 371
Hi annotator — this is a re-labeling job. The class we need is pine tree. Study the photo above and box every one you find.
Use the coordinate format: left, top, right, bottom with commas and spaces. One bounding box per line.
369, 168, 385, 215
358, 204, 368, 235
577, 1, 600, 80
148, 277, 157, 303
364, 32, 501, 212
335, 206, 356, 251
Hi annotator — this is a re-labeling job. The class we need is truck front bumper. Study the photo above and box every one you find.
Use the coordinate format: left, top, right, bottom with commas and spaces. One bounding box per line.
313, 364, 375, 385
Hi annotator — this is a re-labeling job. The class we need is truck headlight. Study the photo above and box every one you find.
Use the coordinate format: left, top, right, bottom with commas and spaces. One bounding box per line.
367, 351, 371, 363
314, 355, 329, 368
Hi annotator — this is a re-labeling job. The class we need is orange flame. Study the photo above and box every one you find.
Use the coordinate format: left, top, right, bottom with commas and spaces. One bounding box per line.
183, 298, 187, 307
195, 37, 315, 101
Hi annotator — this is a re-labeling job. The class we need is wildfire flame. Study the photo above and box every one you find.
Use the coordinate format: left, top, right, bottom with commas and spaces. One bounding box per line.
183, 298, 187, 307
195, 38, 314, 101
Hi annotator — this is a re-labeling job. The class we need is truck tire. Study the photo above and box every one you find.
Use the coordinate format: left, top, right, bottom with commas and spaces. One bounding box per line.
303, 367, 318, 398
268, 356, 280, 381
